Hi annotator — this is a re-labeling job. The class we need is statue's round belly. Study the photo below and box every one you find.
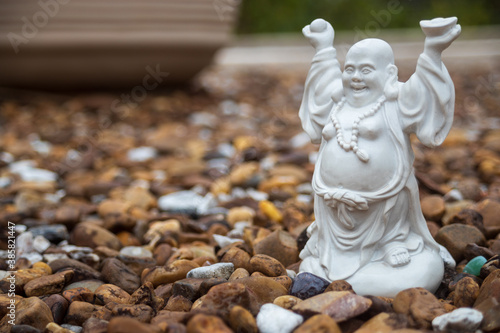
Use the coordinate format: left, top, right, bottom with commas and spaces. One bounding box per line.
318, 136, 399, 192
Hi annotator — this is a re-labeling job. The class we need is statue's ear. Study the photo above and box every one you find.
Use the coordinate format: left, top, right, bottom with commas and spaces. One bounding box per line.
384, 64, 399, 100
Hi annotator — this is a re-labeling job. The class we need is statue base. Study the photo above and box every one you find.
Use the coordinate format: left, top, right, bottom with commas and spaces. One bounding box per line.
300, 248, 444, 298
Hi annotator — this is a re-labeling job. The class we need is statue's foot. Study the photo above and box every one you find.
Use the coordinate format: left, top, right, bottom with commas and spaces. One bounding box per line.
385, 247, 411, 267
439, 245, 456, 269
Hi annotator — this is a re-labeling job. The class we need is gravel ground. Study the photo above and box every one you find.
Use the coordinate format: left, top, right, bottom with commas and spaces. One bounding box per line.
0, 53, 499, 333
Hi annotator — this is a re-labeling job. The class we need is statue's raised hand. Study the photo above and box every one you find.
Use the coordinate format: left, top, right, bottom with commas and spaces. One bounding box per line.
302, 19, 335, 51
421, 17, 461, 61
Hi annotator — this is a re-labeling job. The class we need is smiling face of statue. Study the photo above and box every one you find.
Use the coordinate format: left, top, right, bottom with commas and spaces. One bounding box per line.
342, 39, 395, 107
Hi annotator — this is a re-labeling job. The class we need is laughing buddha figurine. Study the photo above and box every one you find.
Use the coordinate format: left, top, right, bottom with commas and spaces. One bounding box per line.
298, 17, 461, 297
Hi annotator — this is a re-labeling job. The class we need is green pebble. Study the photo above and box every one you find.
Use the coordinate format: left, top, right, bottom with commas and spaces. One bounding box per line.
463, 256, 487, 276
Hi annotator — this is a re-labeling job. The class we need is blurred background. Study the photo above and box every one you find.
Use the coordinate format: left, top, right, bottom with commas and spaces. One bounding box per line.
0, 0, 499, 90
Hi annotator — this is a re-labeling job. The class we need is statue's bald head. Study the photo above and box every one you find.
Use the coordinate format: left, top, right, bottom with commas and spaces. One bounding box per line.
347, 38, 395, 68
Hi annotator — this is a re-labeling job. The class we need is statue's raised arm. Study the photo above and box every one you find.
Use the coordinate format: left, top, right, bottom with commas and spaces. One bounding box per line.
299, 19, 343, 144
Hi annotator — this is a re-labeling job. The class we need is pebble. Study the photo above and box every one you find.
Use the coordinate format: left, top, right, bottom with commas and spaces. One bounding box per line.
212, 234, 243, 248
220, 246, 252, 272
186, 313, 233, 333
141, 259, 200, 287
120, 246, 153, 258
434, 224, 486, 262
393, 287, 446, 329
355, 312, 409, 332
256, 303, 304, 333
95, 284, 131, 305
475, 199, 500, 228
432, 308, 483, 333
474, 269, 500, 307
9, 161, 58, 182
292, 291, 372, 322
250, 254, 287, 277
294, 314, 341, 333
101, 258, 141, 294
49, 258, 102, 282
158, 190, 215, 215
273, 295, 303, 309
258, 200, 283, 222
107, 316, 162, 333
63, 279, 104, 293
0, 296, 54, 330
421, 195, 446, 221
69, 222, 122, 250
129, 281, 165, 312
253, 230, 299, 267
111, 303, 155, 323
290, 272, 330, 300
126, 146, 158, 162
463, 256, 487, 276
64, 301, 100, 326
43, 294, 69, 324
24, 270, 74, 297
29, 224, 69, 244
453, 276, 480, 307
187, 262, 234, 279
16, 231, 34, 257
32, 235, 51, 253
228, 305, 258, 333
81, 317, 109, 333
227, 206, 256, 227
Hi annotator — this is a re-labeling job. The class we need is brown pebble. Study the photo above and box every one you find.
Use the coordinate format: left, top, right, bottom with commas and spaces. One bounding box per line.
70, 222, 122, 250
141, 260, 199, 287
434, 224, 486, 262
464, 243, 495, 261
448, 209, 487, 236
474, 296, 500, 332
393, 287, 446, 329
107, 316, 162, 333
273, 295, 302, 309
171, 278, 203, 301
81, 317, 109, 333
64, 301, 100, 326
324, 280, 354, 293
354, 312, 409, 333
270, 275, 293, 291
0, 296, 53, 330
253, 230, 299, 267
95, 284, 131, 305
249, 254, 287, 277
45, 322, 74, 333
164, 295, 193, 312
24, 270, 74, 297
292, 291, 372, 322
43, 294, 69, 324
186, 313, 232, 333
453, 276, 480, 307
49, 258, 102, 282
111, 303, 155, 323
228, 267, 250, 280
294, 314, 341, 333
153, 243, 173, 266
101, 258, 141, 294
220, 247, 252, 272
62, 286, 95, 303
228, 305, 258, 333
421, 195, 446, 222
129, 282, 165, 313
476, 199, 500, 229
474, 268, 500, 307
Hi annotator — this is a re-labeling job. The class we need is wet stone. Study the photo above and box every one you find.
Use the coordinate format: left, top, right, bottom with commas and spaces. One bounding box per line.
101, 257, 140, 294
256, 303, 303, 333
290, 272, 330, 300
292, 291, 372, 322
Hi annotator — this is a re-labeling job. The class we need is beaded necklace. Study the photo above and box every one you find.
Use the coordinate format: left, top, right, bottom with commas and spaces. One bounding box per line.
330, 96, 386, 163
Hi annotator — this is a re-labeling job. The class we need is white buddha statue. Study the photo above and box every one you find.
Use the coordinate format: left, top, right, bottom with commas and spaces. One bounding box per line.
298, 17, 461, 297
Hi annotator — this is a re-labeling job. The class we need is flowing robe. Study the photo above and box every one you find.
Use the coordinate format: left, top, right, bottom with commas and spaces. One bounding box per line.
299, 46, 455, 281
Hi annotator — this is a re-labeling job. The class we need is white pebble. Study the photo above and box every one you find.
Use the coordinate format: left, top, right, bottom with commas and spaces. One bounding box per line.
256, 303, 304, 333
432, 307, 483, 333
33, 235, 51, 253
43, 253, 69, 263
16, 231, 34, 257
213, 234, 243, 248
20, 252, 43, 264
120, 246, 153, 258
158, 190, 204, 213
127, 146, 158, 162
9, 160, 57, 182
287, 269, 297, 279
187, 263, 235, 280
